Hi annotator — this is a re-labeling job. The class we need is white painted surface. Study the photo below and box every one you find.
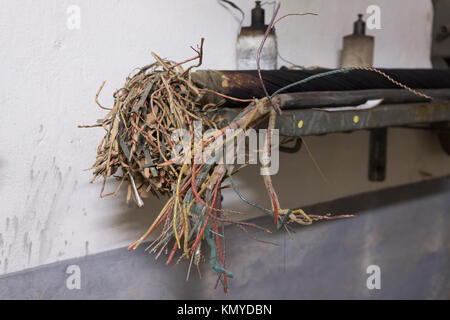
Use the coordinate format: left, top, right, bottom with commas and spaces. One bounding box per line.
0, 0, 442, 276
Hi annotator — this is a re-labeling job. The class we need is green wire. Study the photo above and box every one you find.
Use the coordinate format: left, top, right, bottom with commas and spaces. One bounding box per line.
270, 68, 353, 98
226, 167, 294, 232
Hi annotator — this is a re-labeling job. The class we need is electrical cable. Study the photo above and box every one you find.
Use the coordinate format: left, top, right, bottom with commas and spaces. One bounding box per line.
218, 0, 245, 32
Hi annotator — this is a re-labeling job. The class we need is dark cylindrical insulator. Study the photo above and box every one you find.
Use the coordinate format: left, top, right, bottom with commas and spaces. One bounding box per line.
251, 1, 265, 28
353, 14, 366, 35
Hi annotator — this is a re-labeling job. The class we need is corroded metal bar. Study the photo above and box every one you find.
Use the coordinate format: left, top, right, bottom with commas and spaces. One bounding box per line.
192, 69, 450, 107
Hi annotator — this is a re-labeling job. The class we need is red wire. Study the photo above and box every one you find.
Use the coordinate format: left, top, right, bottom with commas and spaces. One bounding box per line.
190, 172, 222, 254
200, 88, 254, 103
166, 220, 186, 265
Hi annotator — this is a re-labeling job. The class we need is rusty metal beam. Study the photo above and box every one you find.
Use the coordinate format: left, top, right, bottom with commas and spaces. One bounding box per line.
192, 69, 450, 107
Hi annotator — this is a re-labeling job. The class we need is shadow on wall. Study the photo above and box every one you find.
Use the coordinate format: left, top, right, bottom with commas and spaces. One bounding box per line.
301, 175, 450, 222
99, 179, 169, 240
220, 175, 450, 241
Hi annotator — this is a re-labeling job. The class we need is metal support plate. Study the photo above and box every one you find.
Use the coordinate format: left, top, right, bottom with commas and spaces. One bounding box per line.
274, 101, 450, 137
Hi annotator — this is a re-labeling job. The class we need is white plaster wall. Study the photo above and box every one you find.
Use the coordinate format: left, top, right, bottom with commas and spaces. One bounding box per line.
0, 0, 438, 275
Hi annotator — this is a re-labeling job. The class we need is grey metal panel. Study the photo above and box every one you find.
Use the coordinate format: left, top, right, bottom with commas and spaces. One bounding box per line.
275, 89, 450, 109
1, 177, 449, 300
219, 101, 450, 138
276, 102, 450, 137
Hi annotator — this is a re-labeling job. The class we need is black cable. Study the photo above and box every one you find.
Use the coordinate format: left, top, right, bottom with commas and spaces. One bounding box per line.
219, 0, 245, 30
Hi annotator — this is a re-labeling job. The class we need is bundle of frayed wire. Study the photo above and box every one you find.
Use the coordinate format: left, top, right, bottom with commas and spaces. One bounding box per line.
81, 38, 338, 291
